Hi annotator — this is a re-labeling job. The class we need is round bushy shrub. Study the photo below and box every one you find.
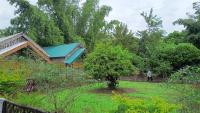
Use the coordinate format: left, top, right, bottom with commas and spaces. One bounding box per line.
151, 43, 200, 77
160, 43, 200, 70
84, 43, 134, 89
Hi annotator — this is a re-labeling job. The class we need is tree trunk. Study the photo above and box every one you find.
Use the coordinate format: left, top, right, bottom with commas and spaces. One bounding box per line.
106, 75, 118, 90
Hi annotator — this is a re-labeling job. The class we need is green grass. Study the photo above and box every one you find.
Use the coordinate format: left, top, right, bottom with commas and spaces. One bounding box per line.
13, 81, 182, 113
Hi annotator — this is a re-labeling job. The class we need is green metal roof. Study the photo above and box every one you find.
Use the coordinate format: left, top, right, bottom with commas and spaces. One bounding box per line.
64, 48, 85, 65
43, 43, 79, 58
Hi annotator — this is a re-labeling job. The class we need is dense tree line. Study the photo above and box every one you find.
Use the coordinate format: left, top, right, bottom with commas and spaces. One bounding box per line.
0, 0, 200, 78
1, 0, 116, 49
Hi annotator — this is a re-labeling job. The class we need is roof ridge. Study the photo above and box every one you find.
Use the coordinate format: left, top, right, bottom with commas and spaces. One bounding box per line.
43, 43, 79, 48
22, 34, 49, 57
65, 44, 81, 60
0, 33, 50, 62
0, 32, 24, 43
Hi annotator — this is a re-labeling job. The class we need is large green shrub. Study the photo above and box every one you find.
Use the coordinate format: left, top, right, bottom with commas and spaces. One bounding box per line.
149, 55, 173, 77
149, 43, 200, 77
84, 43, 134, 89
159, 43, 200, 70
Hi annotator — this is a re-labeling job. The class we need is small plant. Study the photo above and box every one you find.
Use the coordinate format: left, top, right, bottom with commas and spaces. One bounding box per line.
84, 43, 134, 89
47, 88, 80, 113
0, 60, 28, 95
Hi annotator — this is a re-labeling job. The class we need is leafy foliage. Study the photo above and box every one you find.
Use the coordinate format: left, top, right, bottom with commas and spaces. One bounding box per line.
37, 0, 79, 43
165, 31, 186, 44
4, 0, 113, 50
170, 66, 200, 84
0, 60, 28, 94
112, 93, 181, 113
146, 42, 200, 77
27, 60, 67, 91
112, 23, 140, 53
137, 8, 164, 73
168, 66, 200, 113
84, 43, 134, 89
158, 43, 200, 70
79, 0, 112, 51
174, 1, 200, 48
7, 0, 64, 46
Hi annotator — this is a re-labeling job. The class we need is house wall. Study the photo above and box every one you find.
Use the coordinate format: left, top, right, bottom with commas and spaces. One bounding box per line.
50, 57, 65, 64
72, 62, 83, 69
50, 57, 84, 68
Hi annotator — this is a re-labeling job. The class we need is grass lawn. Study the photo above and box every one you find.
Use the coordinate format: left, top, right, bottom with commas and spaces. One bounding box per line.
12, 81, 182, 113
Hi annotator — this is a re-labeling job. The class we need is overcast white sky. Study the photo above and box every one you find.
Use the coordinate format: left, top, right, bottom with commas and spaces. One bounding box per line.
0, 0, 198, 33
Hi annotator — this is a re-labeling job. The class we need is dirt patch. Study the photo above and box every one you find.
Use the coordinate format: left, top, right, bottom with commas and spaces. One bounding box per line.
89, 88, 136, 94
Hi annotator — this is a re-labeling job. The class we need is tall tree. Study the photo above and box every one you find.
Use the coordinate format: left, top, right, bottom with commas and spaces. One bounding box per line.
141, 8, 163, 33
138, 8, 163, 56
38, 0, 80, 43
174, 1, 200, 48
7, 0, 64, 46
78, 0, 112, 51
6, 0, 112, 50
112, 23, 139, 53
137, 8, 164, 70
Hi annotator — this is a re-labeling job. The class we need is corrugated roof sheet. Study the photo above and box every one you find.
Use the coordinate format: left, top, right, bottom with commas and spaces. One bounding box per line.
43, 43, 79, 58
64, 48, 85, 64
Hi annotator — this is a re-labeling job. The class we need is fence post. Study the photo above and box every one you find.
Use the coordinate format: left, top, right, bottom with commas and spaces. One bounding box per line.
0, 98, 5, 113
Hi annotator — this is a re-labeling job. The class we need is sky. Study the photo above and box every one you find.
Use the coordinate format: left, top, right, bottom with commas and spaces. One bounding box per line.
0, 0, 198, 33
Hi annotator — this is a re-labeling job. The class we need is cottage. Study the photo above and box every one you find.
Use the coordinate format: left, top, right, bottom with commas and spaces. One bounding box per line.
0, 33, 85, 66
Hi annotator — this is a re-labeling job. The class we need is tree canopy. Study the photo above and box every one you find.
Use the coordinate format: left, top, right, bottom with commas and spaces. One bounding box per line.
3, 0, 113, 49
174, 1, 200, 49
